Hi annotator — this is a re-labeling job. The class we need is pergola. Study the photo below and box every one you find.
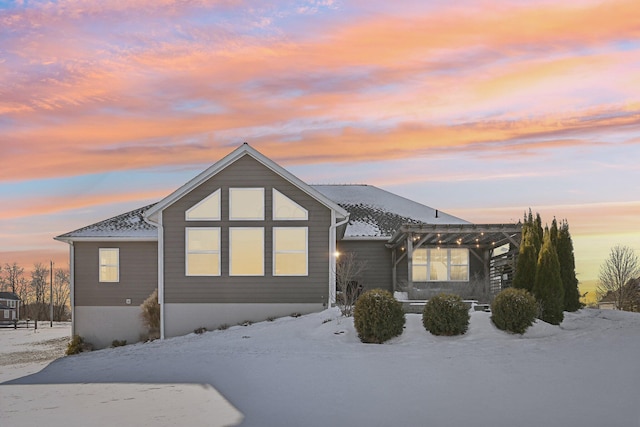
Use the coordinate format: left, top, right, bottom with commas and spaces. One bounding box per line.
386, 223, 523, 296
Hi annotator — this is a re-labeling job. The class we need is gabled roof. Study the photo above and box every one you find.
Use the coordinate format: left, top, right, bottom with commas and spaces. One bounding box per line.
0, 292, 20, 301
144, 143, 348, 223
55, 203, 158, 241
312, 185, 469, 238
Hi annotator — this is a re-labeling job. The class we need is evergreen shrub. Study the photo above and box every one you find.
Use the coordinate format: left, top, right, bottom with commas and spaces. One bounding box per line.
491, 288, 537, 334
111, 339, 127, 347
422, 293, 469, 336
353, 289, 405, 343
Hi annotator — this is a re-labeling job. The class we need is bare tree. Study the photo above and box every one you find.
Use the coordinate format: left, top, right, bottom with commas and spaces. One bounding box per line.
1, 262, 24, 293
597, 245, 640, 311
15, 276, 31, 319
52, 268, 70, 321
30, 262, 49, 320
334, 252, 367, 317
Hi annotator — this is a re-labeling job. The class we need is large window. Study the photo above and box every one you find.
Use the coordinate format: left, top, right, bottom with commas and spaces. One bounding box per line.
230, 188, 264, 220
99, 248, 119, 282
230, 227, 264, 276
186, 228, 220, 276
186, 189, 220, 221
412, 248, 469, 282
273, 227, 308, 276
273, 189, 308, 220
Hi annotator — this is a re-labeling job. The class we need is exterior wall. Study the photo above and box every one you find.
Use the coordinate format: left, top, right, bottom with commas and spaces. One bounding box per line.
164, 303, 324, 337
396, 247, 486, 300
75, 306, 148, 349
74, 241, 158, 306
162, 154, 332, 308
337, 240, 393, 292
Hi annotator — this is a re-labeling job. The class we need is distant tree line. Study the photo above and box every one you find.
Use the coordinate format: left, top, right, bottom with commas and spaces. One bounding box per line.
0, 262, 70, 321
512, 210, 581, 325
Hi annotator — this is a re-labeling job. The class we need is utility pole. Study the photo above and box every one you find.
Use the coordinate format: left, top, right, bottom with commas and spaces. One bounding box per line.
50, 260, 53, 327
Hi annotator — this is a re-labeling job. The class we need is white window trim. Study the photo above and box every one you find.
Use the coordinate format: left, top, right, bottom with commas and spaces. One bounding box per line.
272, 189, 309, 221
99, 248, 119, 283
412, 248, 469, 282
273, 227, 308, 276
185, 189, 221, 221
185, 227, 221, 277
229, 187, 265, 220
229, 227, 264, 276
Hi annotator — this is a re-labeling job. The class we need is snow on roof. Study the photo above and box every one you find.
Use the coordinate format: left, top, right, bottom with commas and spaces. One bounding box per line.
312, 185, 469, 238
55, 203, 159, 240
56, 186, 468, 241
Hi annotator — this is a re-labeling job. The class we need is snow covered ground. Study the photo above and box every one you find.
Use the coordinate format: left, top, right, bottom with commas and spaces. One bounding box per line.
1, 309, 640, 427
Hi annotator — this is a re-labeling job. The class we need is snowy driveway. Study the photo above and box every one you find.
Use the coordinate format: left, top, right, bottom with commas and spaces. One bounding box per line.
2, 309, 640, 427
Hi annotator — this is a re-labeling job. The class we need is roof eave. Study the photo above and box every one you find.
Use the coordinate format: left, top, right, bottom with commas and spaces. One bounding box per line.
144, 143, 348, 222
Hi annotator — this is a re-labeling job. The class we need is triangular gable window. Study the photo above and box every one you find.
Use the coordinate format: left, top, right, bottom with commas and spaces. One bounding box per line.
273, 189, 308, 220
186, 189, 221, 221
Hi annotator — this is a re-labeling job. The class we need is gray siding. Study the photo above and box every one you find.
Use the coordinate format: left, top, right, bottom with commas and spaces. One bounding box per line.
337, 240, 393, 292
74, 241, 158, 306
163, 154, 332, 305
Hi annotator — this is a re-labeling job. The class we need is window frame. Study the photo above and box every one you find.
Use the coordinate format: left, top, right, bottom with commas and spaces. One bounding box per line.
185, 189, 221, 221
411, 247, 469, 282
98, 248, 120, 283
272, 189, 308, 221
273, 227, 308, 276
185, 227, 221, 277
229, 227, 265, 276
229, 187, 265, 220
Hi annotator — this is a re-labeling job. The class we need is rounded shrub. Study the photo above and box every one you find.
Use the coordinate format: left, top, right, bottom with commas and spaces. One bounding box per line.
491, 288, 538, 334
422, 293, 470, 336
353, 289, 405, 344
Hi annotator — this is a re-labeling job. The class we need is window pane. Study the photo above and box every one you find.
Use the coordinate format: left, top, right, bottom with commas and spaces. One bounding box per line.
274, 228, 306, 251
414, 248, 427, 263
187, 228, 219, 251
451, 266, 469, 281
273, 189, 308, 220
186, 189, 220, 220
186, 228, 220, 276
230, 228, 264, 275
99, 249, 119, 282
429, 249, 447, 281
275, 253, 307, 275
273, 227, 307, 276
412, 265, 428, 282
100, 249, 118, 266
188, 253, 220, 275
230, 188, 264, 220
100, 266, 118, 282
451, 249, 468, 265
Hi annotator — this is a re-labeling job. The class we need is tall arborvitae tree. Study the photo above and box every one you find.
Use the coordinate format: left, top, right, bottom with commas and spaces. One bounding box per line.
513, 224, 538, 292
533, 227, 565, 325
557, 220, 581, 312
534, 213, 543, 253
549, 217, 559, 248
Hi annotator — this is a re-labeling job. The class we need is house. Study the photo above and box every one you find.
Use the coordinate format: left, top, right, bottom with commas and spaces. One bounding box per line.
598, 279, 640, 311
56, 143, 521, 348
0, 292, 20, 323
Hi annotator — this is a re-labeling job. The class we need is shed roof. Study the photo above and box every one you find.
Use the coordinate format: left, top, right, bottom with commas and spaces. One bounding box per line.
0, 292, 20, 301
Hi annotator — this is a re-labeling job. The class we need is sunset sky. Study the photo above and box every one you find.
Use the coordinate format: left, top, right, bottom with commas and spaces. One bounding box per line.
1, 0, 639, 300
